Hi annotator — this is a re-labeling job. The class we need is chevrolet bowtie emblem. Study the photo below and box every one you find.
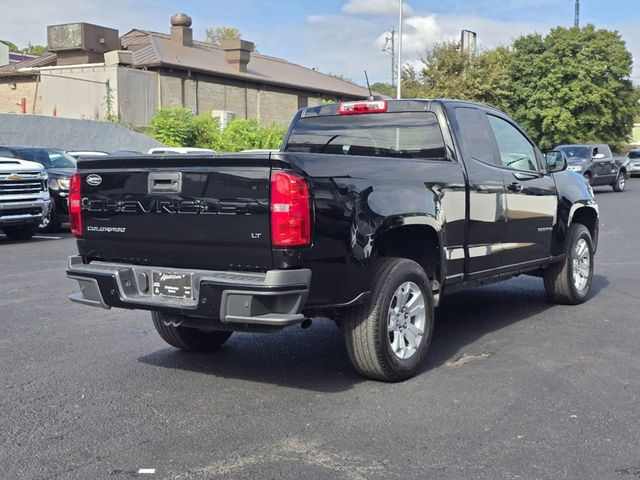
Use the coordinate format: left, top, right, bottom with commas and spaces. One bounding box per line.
7, 173, 23, 181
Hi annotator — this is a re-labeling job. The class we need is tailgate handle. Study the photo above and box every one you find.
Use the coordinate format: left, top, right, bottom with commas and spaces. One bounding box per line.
148, 172, 182, 194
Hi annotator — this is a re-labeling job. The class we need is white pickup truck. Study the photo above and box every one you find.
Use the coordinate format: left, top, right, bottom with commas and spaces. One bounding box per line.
0, 157, 50, 240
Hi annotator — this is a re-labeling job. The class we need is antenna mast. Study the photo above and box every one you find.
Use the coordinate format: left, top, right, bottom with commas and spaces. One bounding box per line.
574, 0, 580, 28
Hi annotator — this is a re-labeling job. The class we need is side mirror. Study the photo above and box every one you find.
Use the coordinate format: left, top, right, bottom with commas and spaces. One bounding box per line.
593, 153, 605, 159
545, 151, 567, 172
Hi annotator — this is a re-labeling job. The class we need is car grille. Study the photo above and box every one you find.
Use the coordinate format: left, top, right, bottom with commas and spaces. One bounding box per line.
1, 207, 41, 217
0, 172, 45, 196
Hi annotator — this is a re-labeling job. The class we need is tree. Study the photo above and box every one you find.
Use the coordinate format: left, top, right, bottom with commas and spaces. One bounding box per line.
1, 40, 47, 55
370, 82, 395, 97
205, 27, 241, 46
1, 40, 19, 52
25, 43, 47, 55
504, 25, 639, 150
406, 25, 639, 150
400, 42, 510, 110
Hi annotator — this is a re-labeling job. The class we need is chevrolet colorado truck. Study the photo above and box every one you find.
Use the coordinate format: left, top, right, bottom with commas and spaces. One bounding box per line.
66, 99, 599, 381
0, 157, 50, 240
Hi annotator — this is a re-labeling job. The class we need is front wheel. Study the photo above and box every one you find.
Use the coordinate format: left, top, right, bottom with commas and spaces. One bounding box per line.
39, 201, 61, 232
2, 223, 39, 240
612, 172, 626, 192
543, 223, 594, 305
152, 312, 233, 351
342, 258, 434, 382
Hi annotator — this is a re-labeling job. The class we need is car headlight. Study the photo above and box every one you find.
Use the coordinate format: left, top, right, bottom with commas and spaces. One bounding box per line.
56, 177, 71, 190
567, 165, 583, 172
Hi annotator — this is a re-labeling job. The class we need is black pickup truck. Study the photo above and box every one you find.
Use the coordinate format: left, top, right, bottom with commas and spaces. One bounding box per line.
66, 99, 599, 381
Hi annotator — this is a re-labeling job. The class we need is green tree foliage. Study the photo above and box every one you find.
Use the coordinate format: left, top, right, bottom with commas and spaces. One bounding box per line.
370, 82, 395, 97
149, 108, 286, 151
401, 42, 510, 109
205, 27, 241, 46
1, 40, 19, 52
406, 25, 639, 149
0, 40, 47, 55
504, 25, 639, 150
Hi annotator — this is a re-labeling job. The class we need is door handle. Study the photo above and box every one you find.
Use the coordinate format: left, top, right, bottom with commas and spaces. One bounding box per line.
507, 182, 523, 192
148, 172, 182, 194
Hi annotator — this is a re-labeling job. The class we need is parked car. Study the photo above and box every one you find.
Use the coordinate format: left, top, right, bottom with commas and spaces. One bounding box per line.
148, 147, 216, 155
555, 144, 629, 192
0, 146, 76, 231
628, 149, 640, 176
0, 157, 50, 240
111, 150, 143, 156
67, 99, 598, 381
67, 150, 110, 159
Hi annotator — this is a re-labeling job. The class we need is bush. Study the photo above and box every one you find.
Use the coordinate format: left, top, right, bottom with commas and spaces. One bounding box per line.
149, 109, 286, 152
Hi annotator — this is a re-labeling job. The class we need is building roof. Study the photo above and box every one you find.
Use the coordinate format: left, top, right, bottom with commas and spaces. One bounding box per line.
121, 30, 370, 99
0, 52, 57, 78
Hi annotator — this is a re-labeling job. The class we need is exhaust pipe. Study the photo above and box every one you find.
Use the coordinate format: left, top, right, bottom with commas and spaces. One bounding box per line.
301, 318, 313, 329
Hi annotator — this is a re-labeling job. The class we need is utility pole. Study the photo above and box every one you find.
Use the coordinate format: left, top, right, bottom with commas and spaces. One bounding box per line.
382, 28, 396, 88
396, 0, 403, 99
574, 0, 580, 28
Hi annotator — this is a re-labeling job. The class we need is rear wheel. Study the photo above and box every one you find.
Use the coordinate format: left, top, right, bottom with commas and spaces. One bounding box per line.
152, 312, 232, 351
342, 257, 434, 382
543, 223, 594, 305
2, 223, 39, 240
612, 172, 626, 192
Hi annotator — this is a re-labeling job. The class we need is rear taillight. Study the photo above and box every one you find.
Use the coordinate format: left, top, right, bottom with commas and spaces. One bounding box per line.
69, 173, 82, 236
271, 171, 311, 247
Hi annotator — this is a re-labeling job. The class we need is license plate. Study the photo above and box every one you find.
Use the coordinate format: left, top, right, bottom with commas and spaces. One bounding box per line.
152, 271, 193, 300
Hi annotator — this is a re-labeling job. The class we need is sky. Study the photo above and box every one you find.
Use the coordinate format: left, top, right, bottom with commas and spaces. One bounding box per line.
3, 0, 639, 85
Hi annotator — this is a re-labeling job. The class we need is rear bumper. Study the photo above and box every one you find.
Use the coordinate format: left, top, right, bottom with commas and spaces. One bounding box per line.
66, 256, 311, 327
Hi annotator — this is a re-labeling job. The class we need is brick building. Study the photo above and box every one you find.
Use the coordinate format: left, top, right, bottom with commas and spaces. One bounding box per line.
0, 13, 370, 126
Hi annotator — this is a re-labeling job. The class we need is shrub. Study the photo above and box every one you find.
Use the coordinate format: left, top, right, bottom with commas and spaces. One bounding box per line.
149, 108, 287, 152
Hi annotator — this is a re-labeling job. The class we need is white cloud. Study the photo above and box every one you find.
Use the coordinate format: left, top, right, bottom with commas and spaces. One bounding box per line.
342, 0, 413, 16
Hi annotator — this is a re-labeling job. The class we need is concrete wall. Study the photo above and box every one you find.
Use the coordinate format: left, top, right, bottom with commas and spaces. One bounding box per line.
0, 78, 41, 114
36, 64, 156, 126
0, 42, 8, 67
117, 68, 157, 126
0, 113, 162, 151
40, 64, 118, 121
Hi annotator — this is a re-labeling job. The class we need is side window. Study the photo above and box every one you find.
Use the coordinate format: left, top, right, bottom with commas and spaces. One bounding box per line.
454, 107, 499, 165
487, 115, 538, 172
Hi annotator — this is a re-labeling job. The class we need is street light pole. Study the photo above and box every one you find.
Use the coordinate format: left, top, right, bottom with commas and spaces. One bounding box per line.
396, 0, 403, 99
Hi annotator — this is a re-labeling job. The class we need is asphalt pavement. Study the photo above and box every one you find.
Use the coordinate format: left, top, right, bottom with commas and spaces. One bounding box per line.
1, 181, 639, 480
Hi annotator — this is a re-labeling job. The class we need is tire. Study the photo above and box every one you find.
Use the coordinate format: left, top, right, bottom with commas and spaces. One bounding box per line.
612, 172, 626, 192
342, 257, 434, 382
543, 223, 594, 305
2, 223, 39, 240
39, 201, 61, 232
152, 312, 232, 351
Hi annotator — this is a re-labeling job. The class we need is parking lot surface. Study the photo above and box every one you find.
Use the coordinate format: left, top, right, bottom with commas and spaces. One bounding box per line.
1, 183, 639, 480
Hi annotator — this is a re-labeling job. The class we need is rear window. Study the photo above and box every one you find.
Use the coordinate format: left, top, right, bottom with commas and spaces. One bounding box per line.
285, 112, 447, 160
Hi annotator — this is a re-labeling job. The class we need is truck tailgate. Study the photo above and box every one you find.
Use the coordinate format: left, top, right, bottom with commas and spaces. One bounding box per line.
76, 154, 273, 271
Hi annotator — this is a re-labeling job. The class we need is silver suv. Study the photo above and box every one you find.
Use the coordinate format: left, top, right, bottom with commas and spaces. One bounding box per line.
0, 157, 50, 240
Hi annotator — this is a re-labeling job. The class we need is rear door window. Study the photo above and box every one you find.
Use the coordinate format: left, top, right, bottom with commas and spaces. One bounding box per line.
285, 112, 447, 160
453, 107, 499, 166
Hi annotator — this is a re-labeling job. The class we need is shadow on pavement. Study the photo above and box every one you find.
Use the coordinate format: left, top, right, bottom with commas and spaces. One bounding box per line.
138, 274, 609, 391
